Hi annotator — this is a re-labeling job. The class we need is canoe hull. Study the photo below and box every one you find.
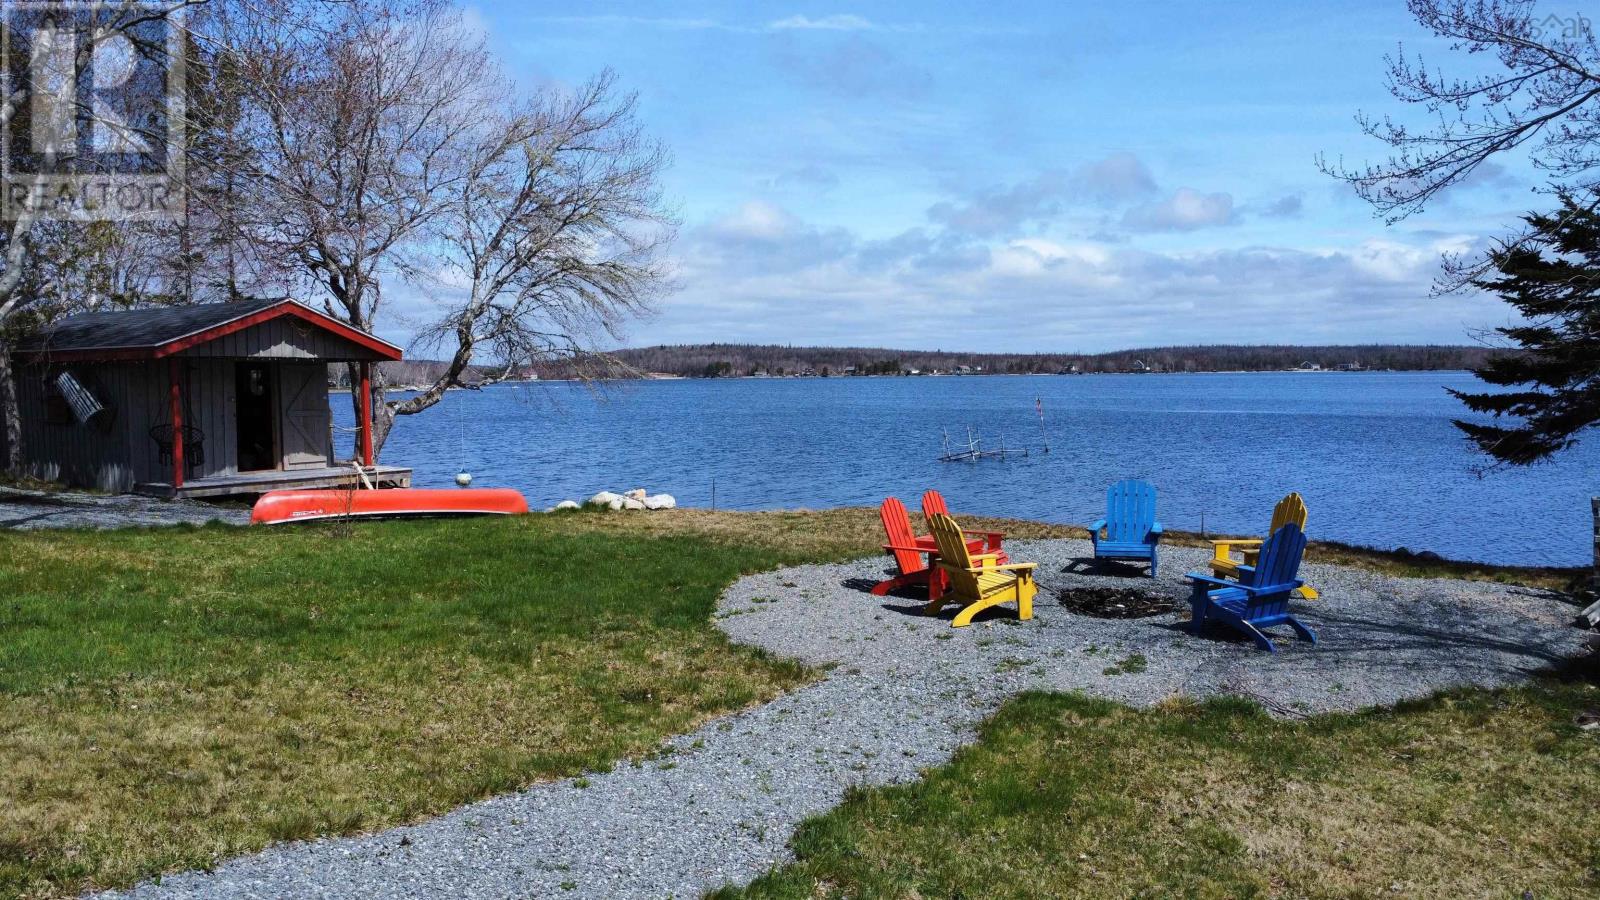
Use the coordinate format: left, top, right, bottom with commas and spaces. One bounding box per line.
251, 488, 530, 525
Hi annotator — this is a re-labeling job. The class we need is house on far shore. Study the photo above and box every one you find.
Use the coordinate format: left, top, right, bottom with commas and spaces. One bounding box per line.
15, 298, 412, 498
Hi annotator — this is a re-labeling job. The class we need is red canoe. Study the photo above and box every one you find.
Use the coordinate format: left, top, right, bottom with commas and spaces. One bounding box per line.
251, 488, 530, 525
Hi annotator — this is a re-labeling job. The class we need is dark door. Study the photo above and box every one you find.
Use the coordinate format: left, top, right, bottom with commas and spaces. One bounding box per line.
235, 362, 277, 472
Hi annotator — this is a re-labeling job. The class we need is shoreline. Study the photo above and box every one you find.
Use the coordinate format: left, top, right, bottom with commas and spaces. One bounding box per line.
4, 489, 1581, 591
335, 370, 1475, 389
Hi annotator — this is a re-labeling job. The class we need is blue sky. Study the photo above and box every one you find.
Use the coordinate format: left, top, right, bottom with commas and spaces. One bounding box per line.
455, 0, 1545, 353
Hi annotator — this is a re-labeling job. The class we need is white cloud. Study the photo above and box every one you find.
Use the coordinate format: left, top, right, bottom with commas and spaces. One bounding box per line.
1259, 194, 1304, 218
1070, 152, 1158, 203
927, 154, 1162, 239
990, 239, 1120, 285
1346, 239, 1435, 282
768, 14, 876, 31
651, 201, 1502, 351
710, 200, 800, 241
1123, 188, 1236, 231
926, 174, 1066, 237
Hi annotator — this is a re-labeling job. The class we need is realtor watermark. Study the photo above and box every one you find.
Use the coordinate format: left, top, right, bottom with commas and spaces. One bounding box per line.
2, 1, 186, 221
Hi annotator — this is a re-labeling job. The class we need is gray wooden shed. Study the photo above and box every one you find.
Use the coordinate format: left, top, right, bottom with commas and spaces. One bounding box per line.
16, 298, 411, 497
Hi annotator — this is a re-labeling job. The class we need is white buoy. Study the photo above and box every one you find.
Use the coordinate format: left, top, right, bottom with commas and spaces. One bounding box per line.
455, 471, 473, 487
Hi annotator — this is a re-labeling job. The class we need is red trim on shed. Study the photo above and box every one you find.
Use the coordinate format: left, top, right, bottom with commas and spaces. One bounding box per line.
169, 358, 184, 489
153, 303, 402, 360
18, 301, 402, 363
358, 362, 374, 467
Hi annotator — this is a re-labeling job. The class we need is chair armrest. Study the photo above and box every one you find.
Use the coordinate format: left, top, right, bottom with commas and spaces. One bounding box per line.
1210, 537, 1262, 548
1253, 580, 1303, 594
961, 528, 1006, 542
883, 543, 933, 554
1148, 522, 1163, 543
1187, 571, 1300, 594
1185, 573, 1245, 595
969, 553, 1000, 564
958, 561, 1036, 573
1088, 519, 1106, 536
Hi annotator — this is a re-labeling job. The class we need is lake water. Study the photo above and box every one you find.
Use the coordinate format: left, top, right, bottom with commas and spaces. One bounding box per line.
334, 372, 1599, 567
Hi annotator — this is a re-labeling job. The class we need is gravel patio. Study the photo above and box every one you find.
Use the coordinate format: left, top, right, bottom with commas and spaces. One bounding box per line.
100, 539, 1590, 899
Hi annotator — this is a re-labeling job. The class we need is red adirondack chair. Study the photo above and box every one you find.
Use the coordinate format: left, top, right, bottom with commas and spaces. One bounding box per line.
874, 497, 985, 600
920, 490, 1008, 561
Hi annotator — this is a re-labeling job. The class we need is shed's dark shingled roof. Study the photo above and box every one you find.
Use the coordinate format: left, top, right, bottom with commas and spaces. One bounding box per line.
20, 298, 285, 353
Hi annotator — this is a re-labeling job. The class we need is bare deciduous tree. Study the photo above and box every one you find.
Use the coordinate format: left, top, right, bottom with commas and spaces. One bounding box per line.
1320, 0, 1600, 224
217, 1, 671, 456
395, 71, 673, 431
213, 0, 493, 451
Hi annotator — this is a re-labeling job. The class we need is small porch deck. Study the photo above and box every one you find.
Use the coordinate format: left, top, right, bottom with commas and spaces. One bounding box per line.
136, 465, 412, 499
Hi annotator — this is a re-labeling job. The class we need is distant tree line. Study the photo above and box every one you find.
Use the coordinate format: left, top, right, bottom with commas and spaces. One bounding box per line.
604, 343, 1503, 378
327, 360, 493, 390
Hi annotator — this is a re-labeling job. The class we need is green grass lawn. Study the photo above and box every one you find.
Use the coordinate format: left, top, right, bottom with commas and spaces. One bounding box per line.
725, 681, 1600, 899
0, 511, 894, 898
0, 506, 1591, 899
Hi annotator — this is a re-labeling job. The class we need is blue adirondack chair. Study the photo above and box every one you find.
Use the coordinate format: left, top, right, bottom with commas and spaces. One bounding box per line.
1185, 522, 1317, 653
1089, 479, 1163, 577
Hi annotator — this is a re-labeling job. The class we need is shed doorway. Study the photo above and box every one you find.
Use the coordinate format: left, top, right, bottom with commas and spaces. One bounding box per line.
235, 362, 278, 472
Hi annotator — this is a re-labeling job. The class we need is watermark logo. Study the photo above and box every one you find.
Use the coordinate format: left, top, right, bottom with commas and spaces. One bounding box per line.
2, 1, 185, 221
1530, 11, 1593, 41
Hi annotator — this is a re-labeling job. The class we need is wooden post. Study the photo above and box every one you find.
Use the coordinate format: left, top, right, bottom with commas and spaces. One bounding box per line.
1582, 497, 1600, 627
168, 358, 184, 490
358, 362, 374, 467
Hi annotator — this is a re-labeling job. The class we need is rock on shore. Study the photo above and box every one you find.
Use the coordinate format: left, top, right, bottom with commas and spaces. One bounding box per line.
563, 490, 676, 512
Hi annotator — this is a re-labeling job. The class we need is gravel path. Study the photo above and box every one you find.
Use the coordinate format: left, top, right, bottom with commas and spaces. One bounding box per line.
100, 540, 1589, 899
0, 486, 246, 530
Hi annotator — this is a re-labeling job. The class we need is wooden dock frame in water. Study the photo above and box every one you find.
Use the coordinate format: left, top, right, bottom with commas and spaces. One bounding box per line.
938, 426, 1030, 462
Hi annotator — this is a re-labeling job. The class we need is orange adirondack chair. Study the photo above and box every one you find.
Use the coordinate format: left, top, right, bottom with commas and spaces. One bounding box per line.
874, 497, 984, 600
920, 490, 1008, 561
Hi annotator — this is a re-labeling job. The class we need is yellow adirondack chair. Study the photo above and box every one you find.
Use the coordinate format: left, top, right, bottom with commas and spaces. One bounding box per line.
1209, 492, 1320, 599
926, 513, 1037, 627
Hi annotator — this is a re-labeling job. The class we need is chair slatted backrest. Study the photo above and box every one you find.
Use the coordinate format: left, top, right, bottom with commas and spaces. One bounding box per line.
920, 489, 950, 521
880, 497, 923, 576
1245, 523, 1307, 618
928, 513, 982, 597
1104, 479, 1157, 542
1269, 492, 1309, 535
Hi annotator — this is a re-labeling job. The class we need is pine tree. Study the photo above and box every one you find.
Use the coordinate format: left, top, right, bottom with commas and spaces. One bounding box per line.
1451, 192, 1600, 465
